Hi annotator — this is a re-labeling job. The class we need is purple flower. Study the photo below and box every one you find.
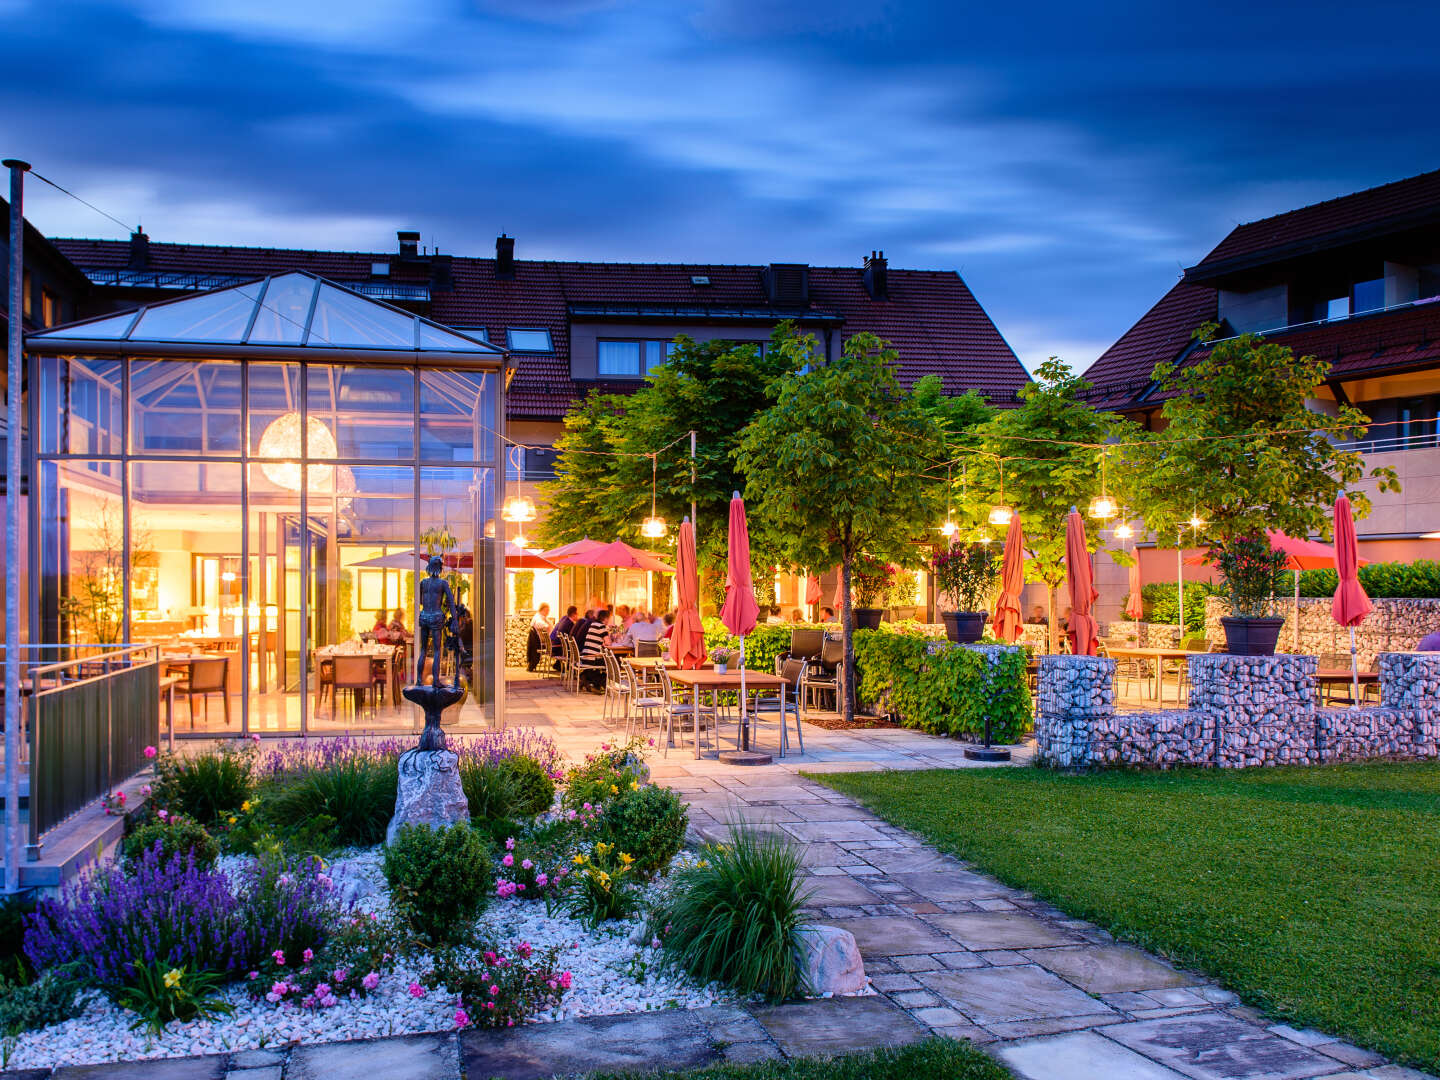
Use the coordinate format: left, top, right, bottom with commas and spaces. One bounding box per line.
408, 981, 426, 998
362, 971, 380, 991
505, 837, 516, 851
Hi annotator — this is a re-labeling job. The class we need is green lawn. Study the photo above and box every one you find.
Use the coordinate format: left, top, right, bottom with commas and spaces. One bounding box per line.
584, 1038, 1011, 1079
809, 763, 1440, 1073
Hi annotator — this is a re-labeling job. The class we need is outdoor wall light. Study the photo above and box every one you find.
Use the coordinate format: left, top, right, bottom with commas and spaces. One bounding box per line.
1087, 494, 1118, 520
987, 505, 1013, 527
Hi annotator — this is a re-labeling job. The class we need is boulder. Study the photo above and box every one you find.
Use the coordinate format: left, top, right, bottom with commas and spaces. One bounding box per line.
794, 924, 868, 996
386, 748, 470, 846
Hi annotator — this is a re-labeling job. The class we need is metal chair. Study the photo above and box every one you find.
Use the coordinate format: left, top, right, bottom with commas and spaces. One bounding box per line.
786, 627, 825, 665
331, 654, 376, 720
623, 659, 666, 739
657, 664, 717, 758
181, 656, 231, 727
635, 638, 661, 658
601, 649, 632, 724
750, 657, 806, 757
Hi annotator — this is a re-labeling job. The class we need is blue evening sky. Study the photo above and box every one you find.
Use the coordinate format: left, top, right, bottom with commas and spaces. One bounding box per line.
2, 0, 1437, 372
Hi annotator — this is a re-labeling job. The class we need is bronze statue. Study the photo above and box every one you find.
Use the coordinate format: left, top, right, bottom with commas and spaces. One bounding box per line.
415, 555, 457, 686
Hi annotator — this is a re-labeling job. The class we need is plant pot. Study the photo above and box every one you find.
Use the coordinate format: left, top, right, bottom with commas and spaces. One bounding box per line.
941, 611, 988, 644
1220, 616, 1285, 656
853, 607, 884, 631
715, 663, 728, 674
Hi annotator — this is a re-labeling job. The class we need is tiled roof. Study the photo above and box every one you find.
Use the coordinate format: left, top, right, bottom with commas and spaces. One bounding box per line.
51, 238, 1028, 421
1081, 281, 1216, 409
1193, 168, 1440, 271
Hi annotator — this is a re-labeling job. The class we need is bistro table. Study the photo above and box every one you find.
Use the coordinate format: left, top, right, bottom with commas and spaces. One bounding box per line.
668, 668, 788, 763
1105, 646, 1198, 703
315, 643, 401, 706
1315, 667, 1379, 704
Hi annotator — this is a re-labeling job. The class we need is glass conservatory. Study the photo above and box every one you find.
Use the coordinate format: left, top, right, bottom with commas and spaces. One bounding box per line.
24, 272, 509, 735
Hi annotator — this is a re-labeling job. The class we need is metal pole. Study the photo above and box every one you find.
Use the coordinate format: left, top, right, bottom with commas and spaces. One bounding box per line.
5, 159, 31, 894
1176, 533, 1184, 645
689, 430, 696, 615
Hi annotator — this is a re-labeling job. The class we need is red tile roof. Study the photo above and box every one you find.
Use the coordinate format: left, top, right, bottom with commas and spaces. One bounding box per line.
1082, 281, 1216, 409
51, 238, 1028, 421
1193, 168, 1440, 271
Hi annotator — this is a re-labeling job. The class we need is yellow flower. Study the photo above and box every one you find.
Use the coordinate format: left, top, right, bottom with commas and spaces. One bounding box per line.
227, 816, 237, 825
241, 800, 252, 813
595, 842, 612, 857
572, 854, 587, 865
163, 968, 182, 989
596, 871, 611, 886
618, 852, 634, 866
629, 780, 639, 791
609, 784, 619, 795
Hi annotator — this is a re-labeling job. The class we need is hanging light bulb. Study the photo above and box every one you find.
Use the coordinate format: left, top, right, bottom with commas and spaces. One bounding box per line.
502, 494, 536, 523
1087, 494, 1118, 520
978, 534, 994, 546
988, 458, 1012, 527
639, 452, 666, 539
938, 462, 959, 538
1113, 522, 1134, 540
940, 518, 958, 538
512, 531, 532, 549
1188, 511, 1206, 531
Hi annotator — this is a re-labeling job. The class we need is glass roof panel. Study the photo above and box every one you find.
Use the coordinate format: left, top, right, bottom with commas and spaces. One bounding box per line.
35, 310, 138, 339
308, 283, 415, 349
418, 321, 492, 352
131, 284, 256, 343
247, 273, 315, 345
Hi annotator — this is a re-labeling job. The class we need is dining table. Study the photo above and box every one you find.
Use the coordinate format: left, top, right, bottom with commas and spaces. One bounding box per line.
667, 668, 788, 758
314, 643, 402, 706
1104, 646, 1200, 703
1315, 667, 1379, 704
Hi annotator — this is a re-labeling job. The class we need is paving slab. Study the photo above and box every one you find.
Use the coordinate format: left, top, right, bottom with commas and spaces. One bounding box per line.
1022, 944, 1198, 994
53, 1056, 228, 1080
861, 849, 959, 874
928, 911, 1082, 950
1103, 1014, 1348, 1080
800, 875, 881, 905
461, 1010, 716, 1079
887, 870, 1006, 900
749, 994, 927, 1056
918, 965, 1115, 1024
998, 1030, 1191, 1080
781, 820, 889, 843
287, 1034, 458, 1080
825, 914, 969, 957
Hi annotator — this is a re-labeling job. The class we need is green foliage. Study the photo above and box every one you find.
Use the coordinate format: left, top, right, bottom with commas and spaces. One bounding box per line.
114, 961, 234, 1034
849, 552, 895, 608
0, 896, 37, 980
0, 963, 85, 1035
563, 740, 649, 812
581, 1037, 1012, 1080
1125, 581, 1216, 635
496, 755, 557, 817
1126, 326, 1399, 582
650, 827, 812, 1003
599, 785, 688, 879
459, 759, 520, 822
513, 570, 535, 613
932, 540, 999, 611
736, 331, 946, 721
815, 762, 1440, 1075
426, 937, 569, 1028
261, 756, 397, 849
851, 630, 1030, 742
565, 841, 641, 927
122, 815, 219, 873
383, 823, 492, 943
151, 744, 256, 826
1299, 559, 1440, 599
1215, 533, 1289, 618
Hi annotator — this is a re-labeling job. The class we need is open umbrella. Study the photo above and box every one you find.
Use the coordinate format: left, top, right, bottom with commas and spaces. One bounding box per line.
1065, 510, 1100, 657
1332, 496, 1372, 707
548, 539, 674, 573
720, 492, 761, 756
992, 517, 1025, 644
540, 537, 607, 562
1125, 559, 1145, 620
673, 517, 706, 669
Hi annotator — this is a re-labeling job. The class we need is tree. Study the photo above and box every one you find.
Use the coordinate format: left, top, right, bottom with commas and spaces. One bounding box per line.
976, 359, 1127, 651
1124, 325, 1399, 582
736, 331, 945, 722
62, 499, 155, 644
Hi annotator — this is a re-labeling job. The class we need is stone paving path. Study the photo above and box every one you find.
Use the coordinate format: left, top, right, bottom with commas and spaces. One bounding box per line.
16, 684, 1434, 1080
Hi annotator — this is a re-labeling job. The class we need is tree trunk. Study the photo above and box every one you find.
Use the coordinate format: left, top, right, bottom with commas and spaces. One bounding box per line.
841, 556, 855, 724
1047, 583, 1059, 655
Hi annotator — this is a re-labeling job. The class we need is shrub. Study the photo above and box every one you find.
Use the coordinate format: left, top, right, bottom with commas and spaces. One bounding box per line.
459, 758, 520, 823
563, 841, 639, 927
650, 827, 812, 1002
152, 744, 256, 825
425, 938, 570, 1028
0, 963, 86, 1035
1128, 581, 1216, 634
599, 785, 688, 879
494, 832, 567, 903
122, 815, 219, 872
497, 755, 556, 817
114, 961, 233, 1033
1298, 558, 1440, 599
383, 824, 491, 943
0, 895, 37, 979
1216, 534, 1289, 618
563, 738, 649, 812
262, 756, 397, 849
245, 913, 398, 1010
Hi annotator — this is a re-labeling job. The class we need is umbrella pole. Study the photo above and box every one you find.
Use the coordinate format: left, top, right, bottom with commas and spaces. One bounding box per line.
1176, 541, 1184, 644
1349, 625, 1360, 710
1293, 570, 1300, 652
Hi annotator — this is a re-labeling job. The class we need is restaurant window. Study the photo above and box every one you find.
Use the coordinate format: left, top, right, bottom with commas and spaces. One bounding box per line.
506, 328, 553, 353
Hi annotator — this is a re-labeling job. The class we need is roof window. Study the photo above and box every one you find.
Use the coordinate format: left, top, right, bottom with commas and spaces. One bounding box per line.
507, 328, 553, 353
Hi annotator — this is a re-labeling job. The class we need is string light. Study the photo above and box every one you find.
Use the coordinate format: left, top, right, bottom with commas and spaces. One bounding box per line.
938, 463, 958, 537
641, 453, 667, 538
988, 460, 1013, 526
1087, 449, 1118, 520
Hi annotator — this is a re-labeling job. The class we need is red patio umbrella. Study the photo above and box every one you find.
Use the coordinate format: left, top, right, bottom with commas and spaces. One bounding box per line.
805, 572, 822, 606
548, 539, 674, 573
992, 517, 1025, 644
673, 517, 706, 669
541, 537, 607, 562
1065, 510, 1099, 657
1332, 496, 1372, 706
1125, 559, 1145, 620
720, 492, 761, 752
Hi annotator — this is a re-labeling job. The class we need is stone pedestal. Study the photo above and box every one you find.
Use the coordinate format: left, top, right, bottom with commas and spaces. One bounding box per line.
386, 748, 470, 846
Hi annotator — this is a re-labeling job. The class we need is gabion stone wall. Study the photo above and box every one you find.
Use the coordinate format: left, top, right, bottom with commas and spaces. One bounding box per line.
1102, 621, 1183, 647
1203, 597, 1440, 668
505, 614, 531, 669
1036, 651, 1440, 769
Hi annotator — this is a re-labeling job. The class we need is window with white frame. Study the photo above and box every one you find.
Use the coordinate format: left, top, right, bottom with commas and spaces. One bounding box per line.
597, 338, 676, 377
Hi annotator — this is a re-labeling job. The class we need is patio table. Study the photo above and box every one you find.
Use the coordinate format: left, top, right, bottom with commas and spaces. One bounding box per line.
1315, 667, 1379, 704
668, 668, 787, 757
1105, 646, 1197, 703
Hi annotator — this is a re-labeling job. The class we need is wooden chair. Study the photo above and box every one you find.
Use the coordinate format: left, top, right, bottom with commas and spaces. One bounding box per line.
331, 655, 376, 720
181, 657, 230, 727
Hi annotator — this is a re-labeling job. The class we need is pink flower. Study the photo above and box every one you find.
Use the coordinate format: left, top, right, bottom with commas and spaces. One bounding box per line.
362, 972, 380, 991
272, 950, 286, 965
651, 937, 662, 949
314, 982, 332, 998
517, 942, 532, 959
505, 837, 516, 851
251, 733, 261, 742
566, 810, 577, 821
454, 1007, 471, 1029
536, 873, 548, 887
247, 971, 259, 980
483, 951, 499, 964
501, 853, 514, 867
485, 1002, 495, 1010
521, 859, 533, 870
320, 994, 338, 1008
582, 802, 592, 811
141, 785, 152, 798
559, 971, 572, 989
143, 745, 157, 759
271, 981, 288, 996
332, 968, 347, 983
265, 991, 281, 1003
408, 981, 425, 999
489, 984, 499, 996
302, 948, 314, 963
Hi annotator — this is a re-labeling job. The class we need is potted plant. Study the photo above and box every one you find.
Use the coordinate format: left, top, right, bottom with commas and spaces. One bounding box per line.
932, 540, 999, 644
1215, 533, 1289, 655
710, 646, 734, 674
851, 553, 893, 631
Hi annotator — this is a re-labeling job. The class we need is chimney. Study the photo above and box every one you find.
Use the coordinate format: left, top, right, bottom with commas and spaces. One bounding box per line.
495, 234, 515, 279
763, 263, 809, 305
128, 229, 150, 270
397, 230, 420, 260
863, 250, 888, 300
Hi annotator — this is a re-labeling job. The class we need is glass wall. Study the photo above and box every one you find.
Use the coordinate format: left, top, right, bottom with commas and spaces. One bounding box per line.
33, 353, 499, 737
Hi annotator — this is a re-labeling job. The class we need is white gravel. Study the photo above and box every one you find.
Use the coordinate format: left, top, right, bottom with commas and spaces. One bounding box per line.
4, 848, 724, 1070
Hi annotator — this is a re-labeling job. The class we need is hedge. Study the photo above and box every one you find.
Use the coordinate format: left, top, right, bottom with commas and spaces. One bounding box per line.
1120, 581, 1215, 635
1297, 559, 1440, 599
851, 630, 1030, 742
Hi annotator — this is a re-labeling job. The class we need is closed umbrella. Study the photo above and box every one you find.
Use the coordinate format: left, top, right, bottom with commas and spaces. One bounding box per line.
992, 517, 1025, 644
1125, 559, 1145, 620
673, 517, 706, 669
720, 492, 761, 755
1331, 496, 1372, 707
805, 572, 822, 607
1065, 510, 1099, 657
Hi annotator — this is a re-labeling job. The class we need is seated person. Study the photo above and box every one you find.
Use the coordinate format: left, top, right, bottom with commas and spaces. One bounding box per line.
630, 611, 662, 643
788, 608, 803, 623
579, 609, 612, 690
820, 606, 836, 622
662, 611, 676, 638
388, 607, 409, 640
551, 605, 577, 647
371, 611, 392, 643
527, 603, 553, 671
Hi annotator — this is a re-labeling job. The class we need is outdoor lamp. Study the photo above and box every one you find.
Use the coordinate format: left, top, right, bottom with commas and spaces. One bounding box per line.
1088, 494, 1118, 520
1114, 522, 1134, 540
512, 531, 532, 549
987, 504, 1013, 527
1187, 512, 1206, 531
978, 534, 994, 545
641, 516, 667, 539
502, 495, 537, 523
939, 518, 958, 538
